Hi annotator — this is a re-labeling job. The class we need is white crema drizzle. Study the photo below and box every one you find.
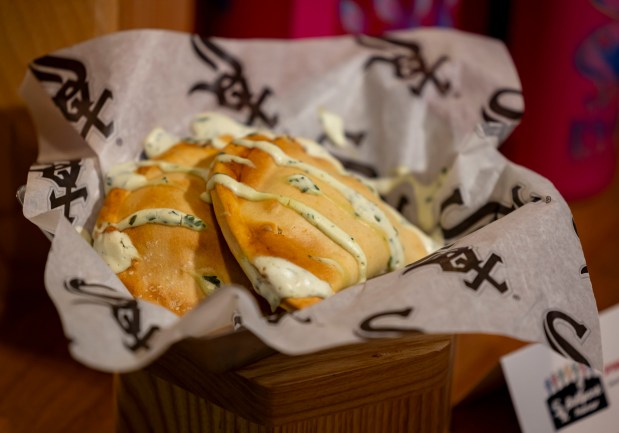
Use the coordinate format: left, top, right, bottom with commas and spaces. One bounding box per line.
98, 156, 213, 274
105, 160, 210, 194
318, 108, 347, 148
253, 256, 334, 308
208, 153, 255, 171
93, 230, 140, 273
92, 208, 206, 274
207, 173, 368, 282
295, 137, 346, 170
112, 208, 206, 231
231, 138, 405, 270
287, 174, 321, 195
190, 111, 275, 149
144, 127, 179, 158
200, 154, 255, 203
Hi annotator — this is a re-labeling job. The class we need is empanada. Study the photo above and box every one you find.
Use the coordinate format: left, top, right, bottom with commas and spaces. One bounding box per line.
93, 113, 435, 314
208, 134, 431, 310
93, 141, 250, 315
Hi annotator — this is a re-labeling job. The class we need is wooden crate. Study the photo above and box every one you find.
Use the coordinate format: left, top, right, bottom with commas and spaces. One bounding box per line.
116, 333, 453, 433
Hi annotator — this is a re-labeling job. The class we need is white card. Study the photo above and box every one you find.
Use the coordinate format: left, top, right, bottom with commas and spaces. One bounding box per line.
501, 304, 619, 432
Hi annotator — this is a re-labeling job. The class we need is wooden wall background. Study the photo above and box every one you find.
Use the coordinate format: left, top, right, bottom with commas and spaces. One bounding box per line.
0, 0, 195, 304
0, 2, 194, 432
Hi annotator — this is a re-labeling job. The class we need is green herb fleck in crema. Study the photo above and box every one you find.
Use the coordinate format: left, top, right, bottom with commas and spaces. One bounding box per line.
287, 174, 321, 195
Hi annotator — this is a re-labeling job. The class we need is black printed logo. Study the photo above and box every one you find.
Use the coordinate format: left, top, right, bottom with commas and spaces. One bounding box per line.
573, 219, 590, 277
30, 55, 114, 139
189, 35, 278, 127
481, 88, 524, 122
439, 184, 542, 240
357, 35, 451, 96
544, 310, 591, 367
481, 88, 523, 138
65, 278, 159, 352
30, 160, 88, 223
316, 130, 378, 178
545, 362, 608, 429
317, 130, 366, 148
403, 245, 509, 295
335, 155, 379, 178
354, 307, 420, 339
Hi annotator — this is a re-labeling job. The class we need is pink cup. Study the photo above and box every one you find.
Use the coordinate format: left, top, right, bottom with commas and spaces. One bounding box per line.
502, 0, 618, 200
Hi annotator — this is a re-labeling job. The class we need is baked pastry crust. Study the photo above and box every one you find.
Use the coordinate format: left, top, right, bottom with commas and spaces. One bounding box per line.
95, 142, 250, 315
94, 116, 433, 314
209, 135, 429, 310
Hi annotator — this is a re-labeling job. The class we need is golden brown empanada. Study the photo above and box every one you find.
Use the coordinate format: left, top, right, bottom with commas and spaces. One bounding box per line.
208, 134, 430, 310
93, 142, 250, 315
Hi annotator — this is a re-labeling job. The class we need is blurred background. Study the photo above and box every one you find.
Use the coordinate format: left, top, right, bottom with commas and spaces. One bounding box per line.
1, 1, 618, 432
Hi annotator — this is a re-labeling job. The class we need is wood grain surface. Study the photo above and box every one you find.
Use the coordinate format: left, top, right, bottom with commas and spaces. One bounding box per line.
116, 370, 448, 433
117, 334, 453, 433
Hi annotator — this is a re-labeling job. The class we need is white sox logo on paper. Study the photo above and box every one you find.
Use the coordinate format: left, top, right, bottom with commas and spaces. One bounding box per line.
544, 310, 592, 368
394, 184, 544, 242
437, 184, 544, 241
352, 245, 508, 339
316, 128, 379, 178
480, 88, 524, 140
30, 160, 87, 223
403, 244, 509, 295
29, 55, 114, 139
542, 309, 607, 427
354, 307, 421, 339
65, 278, 159, 352
357, 35, 451, 97
572, 219, 589, 277
545, 359, 608, 429
189, 35, 278, 128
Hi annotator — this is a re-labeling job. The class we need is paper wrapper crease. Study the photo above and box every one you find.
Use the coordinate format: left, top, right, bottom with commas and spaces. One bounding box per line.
19, 29, 602, 374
